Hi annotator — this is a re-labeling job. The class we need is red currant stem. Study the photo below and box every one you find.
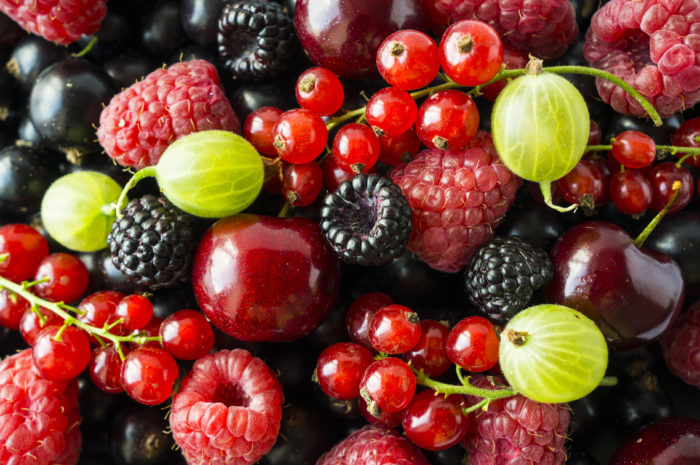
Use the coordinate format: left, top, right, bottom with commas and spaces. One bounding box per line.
675, 150, 700, 167
21, 277, 50, 289
619, 164, 625, 173
93, 333, 108, 348
53, 322, 70, 342
583, 145, 611, 153
30, 303, 46, 325
584, 144, 700, 166
462, 398, 489, 415
72, 36, 98, 58
0, 253, 8, 263
104, 318, 124, 332
413, 367, 517, 400
115, 166, 158, 219
278, 202, 290, 218
539, 181, 578, 213
634, 180, 682, 247
695, 136, 700, 143
326, 107, 366, 132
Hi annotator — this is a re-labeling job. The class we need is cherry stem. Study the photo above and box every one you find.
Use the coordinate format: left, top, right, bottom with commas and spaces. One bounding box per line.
634, 180, 682, 248
0, 275, 161, 360
539, 181, 577, 213
115, 166, 157, 218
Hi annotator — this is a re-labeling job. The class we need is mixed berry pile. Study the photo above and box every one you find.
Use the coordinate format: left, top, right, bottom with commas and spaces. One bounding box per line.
0, 0, 700, 465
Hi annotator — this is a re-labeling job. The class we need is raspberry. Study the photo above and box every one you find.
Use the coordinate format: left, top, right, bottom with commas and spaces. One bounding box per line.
0, 0, 106, 45
390, 131, 521, 273
462, 376, 570, 465
662, 300, 700, 388
0, 349, 81, 465
170, 349, 284, 465
317, 425, 431, 465
97, 59, 241, 170
584, 0, 700, 118
426, 0, 577, 59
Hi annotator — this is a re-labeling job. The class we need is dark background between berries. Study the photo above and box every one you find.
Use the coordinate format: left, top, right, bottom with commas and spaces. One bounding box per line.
1, 0, 700, 464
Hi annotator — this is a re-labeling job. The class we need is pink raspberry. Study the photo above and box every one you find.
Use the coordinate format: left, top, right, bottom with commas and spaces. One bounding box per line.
390, 131, 521, 273
425, 0, 577, 59
317, 425, 431, 465
97, 59, 241, 170
462, 376, 570, 465
662, 300, 700, 388
584, 0, 700, 118
0, 0, 106, 45
170, 349, 284, 465
0, 349, 81, 465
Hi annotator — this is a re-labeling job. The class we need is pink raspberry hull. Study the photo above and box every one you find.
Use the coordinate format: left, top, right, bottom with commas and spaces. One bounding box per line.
390, 131, 521, 273
170, 349, 284, 465
662, 300, 700, 388
584, 0, 700, 118
97, 59, 241, 170
0, 349, 82, 465
0, 0, 107, 45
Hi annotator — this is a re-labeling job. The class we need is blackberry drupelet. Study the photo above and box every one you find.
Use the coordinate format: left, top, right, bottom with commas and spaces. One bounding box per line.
217, 0, 296, 81
320, 174, 412, 266
464, 236, 553, 322
107, 195, 196, 290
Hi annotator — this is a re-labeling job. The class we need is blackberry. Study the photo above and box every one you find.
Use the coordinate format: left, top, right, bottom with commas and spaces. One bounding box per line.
217, 1, 295, 81
107, 195, 196, 290
320, 174, 411, 267
464, 236, 553, 322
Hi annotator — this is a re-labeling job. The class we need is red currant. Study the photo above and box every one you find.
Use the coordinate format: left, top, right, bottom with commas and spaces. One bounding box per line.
365, 87, 417, 137
0, 224, 49, 283
115, 294, 153, 331
322, 156, 355, 193
283, 161, 324, 207
556, 160, 606, 207
376, 30, 440, 90
296, 67, 344, 116
406, 320, 452, 377
439, 19, 503, 86
346, 292, 395, 351
588, 120, 602, 146
273, 108, 328, 164
481, 46, 528, 101
646, 162, 694, 213
315, 342, 374, 400
358, 394, 403, 428
33, 252, 89, 303
379, 127, 421, 166
129, 316, 164, 349
415, 90, 479, 150
445, 316, 499, 372
159, 309, 214, 360
332, 123, 380, 174
610, 169, 653, 215
90, 345, 128, 393
402, 389, 468, 450
612, 130, 656, 169
673, 117, 700, 167
359, 357, 416, 414
368, 304, 421, 354
78, 290, 126, 341
19, 306, 62, 345
244, 106, 283, 156
0, 289, 29, 330
121, 346, 179, 405
33, 325, 91, 380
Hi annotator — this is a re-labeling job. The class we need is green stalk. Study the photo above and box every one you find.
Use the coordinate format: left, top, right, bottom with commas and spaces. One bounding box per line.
413, 368, 517, 400
634, 180, 682, 247
115, 166, 157, 218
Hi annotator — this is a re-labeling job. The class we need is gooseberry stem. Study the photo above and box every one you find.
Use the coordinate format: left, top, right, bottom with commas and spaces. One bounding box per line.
634, 180, 682, 248
539, 181, 577, 213
115, 166, 157, 218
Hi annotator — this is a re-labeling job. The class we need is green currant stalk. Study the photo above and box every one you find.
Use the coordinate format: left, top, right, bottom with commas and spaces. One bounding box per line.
584, 143, 700, 163
0, 275, 161, 360
634, 180, 682, 248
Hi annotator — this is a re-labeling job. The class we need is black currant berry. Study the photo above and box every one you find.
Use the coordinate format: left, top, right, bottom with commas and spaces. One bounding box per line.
6, 36, 70, 91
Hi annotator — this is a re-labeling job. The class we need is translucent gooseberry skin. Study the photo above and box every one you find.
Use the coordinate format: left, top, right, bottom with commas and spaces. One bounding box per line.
491, 70, 590, 182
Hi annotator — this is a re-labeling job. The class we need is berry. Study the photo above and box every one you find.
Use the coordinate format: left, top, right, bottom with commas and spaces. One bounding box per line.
446, 316, 500, 372
439, 20, 503, 87
283, 161, 324, 207
129, 316, 164, 349
346, 292, 395, 350
19, 307, 62, 346
661, 300, 700, 388
0, 349, 82, 465
159, 309, 215, 360
368, 304, 422, 354
332, 123, 381, 174
273, 108, 328, 164
33, 253, 90, 304
218, 0, 296, 81
0, 0, 107, 45
415, 89, 479, 150
610, 169, 653, 215
315, 342, 375, 400
365, 87, 418, 137
481, 45, 529, 101
77, 290, 125, 340
170, 349, 283, 465
0, 289, 29, 330
115, 294, 153, 331
359, 357, 416, 414
557, 160, 607, 208
402, 389, 468, 451
317, 425, 431, 465
296, 67, 344, 116
376, 30, 440, 91
584, 0, 700, 118
645, 162, 694, 213
465, 236, 553, 322
379, 127, 422, 166
32, 325, 91, 381
121, 346, 179, 405
89, 345, 127, 394
0, 223, 49, 283
108, 195, 196, 290
672, 117, 700, 167
97, 59, 240, 169
612, 131, 657, 169
320, 174, 412, 266
358, 395, 404, 429
462, 375, 570, 465
244, 106, 284, 156
406, 320, 452, 377
390, 133, 521, 272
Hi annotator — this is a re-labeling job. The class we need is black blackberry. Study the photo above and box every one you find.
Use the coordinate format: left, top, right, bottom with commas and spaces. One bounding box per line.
464, 236, 553, 322
320, 174, 412, 266
107, 195, 196, 290
217, 1, 295, 81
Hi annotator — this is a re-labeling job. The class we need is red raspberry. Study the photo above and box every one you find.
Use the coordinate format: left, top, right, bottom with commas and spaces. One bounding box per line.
584, 0, 700, 118
462, 376, 570, 465
97, 60, 241, 169
0, 349, 81, 465
170, 349, 284, 465
662, 300, 700, 388
0, 0, 106, 45
390, 131, 521, 273
426, 0, 577, 59
317, 425, 431, 465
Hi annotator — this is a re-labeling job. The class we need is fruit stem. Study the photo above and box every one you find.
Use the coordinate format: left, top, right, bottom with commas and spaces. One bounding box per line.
584, 143, 700, 166
504, 328, 529, 346
539, 181, 578, 213
413, 367, 517, 400
634, 180, 682, 247
0, 275, 161, 360
598, 376, 618, 387
72, 36, 98, 58
115, 166, 158, 218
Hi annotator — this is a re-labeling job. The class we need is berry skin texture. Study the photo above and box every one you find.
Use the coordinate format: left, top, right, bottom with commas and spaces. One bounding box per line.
332, 123, 381, 174
368, 304, 422, 354
439, 20, 504, 87
97, 60, 240, 169
0, 0, 107, 45
33, 252, 89, 304
359, 357, 416, 414
296, 67, 345, 116
402, 390, 468, 451
0, 349, 82, 465
315, 342, 375, 399
376, 30, 440, 91
121, 346, 179, 405
612, 131, 656, 169
662, 300, 700, 388
0, 223, 49, 283
407, 320, 452, 377
365, 87, 418, 137
170, 349, 284, 465
415, 90, 479, 151
273, 108, 328, 164
390, 132, 521, 273
346, 292, 395, 350
32, 325, 91, 381
584, 0, 700, 118
672, 117, 700, 167
244, 106, 283, 156
159, 309, 215, 360
317, 425, 431, 465
445, 316, 500, 372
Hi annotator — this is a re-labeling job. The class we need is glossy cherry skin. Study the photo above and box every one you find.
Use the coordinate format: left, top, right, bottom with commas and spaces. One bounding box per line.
609, 417, 700, 465
545, 221, 684, 350
192, 214, 341, 342
294, 0, 430, 79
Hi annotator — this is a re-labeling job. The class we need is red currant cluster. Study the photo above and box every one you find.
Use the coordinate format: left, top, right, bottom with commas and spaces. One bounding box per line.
556, 119, 700, 215
243, 20, 505, 208
0, 223, 215, 406
314, 292, 512, 451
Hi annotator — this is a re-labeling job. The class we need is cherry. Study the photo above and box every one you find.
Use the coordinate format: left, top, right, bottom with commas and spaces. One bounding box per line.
0, 289, 29, 330
346, 292, 395, 350
612, 130, 656, 169
402, 389, 468, 450
121, 346, 179, 405
90, 345, 127, 393
376, 29, 440, 90
243, 106, 283, 156
315, 342, 375, 400
445, 316, 499, 372
359, 357, 416, 414
406, 320, 452, 377
439, 19, 503, 86
33, 252, 90, 303
32, 324, 91, 380
115, 294, 153, 331
557, 159, 606, 208
645, 162, 693, 213
295, 67, 344, 116
0, 223, 49, 283
609, 417, 700, 465
368, 304, 422, 354
610, 169, 653, 215
273, 108, 328, 164
672, 116, 700, 167
283, 161, 324, 207
415, 90, 479, 150
378, 127, 421, 166
159, 309, 214, 360
332, 123, 381, 174
18, 306, 62, 345
365, 87, 417, 137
